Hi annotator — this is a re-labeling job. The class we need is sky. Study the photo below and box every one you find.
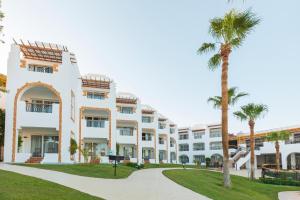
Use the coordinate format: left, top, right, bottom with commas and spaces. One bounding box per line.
0, 0, 299, 133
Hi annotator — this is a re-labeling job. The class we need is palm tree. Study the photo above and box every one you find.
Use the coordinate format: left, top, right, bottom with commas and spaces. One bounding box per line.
233, 103, 268, 180
198, 9, 260, 188
266, 131, 290, 171
207, 87, 248, 109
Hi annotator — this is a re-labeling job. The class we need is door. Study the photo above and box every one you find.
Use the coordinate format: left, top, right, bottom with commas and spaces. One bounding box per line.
31, 136, 42, 157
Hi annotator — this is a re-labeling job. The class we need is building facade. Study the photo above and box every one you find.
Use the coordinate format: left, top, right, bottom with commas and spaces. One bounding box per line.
3, 41, 178, 164
3, 41, 300, 170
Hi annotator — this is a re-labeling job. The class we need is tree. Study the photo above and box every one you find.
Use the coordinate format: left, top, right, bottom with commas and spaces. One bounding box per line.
69, 138, 78, 161
0, 0, 4, 44
234, 103, 268, 180
266, 131, 290, 171
80, 148, 90, 164
207, 87, 248, 109
198, 9, 260, 188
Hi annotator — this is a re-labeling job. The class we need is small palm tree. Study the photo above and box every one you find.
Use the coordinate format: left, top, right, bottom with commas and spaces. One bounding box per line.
207, 87, 248, 109
266, 131, 290, 171
234, 103, 268, 180
198, 9, 260, 188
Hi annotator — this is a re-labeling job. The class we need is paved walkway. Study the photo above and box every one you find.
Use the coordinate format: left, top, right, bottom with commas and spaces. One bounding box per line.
0, 164, 210, 200
278, 191, 300, 200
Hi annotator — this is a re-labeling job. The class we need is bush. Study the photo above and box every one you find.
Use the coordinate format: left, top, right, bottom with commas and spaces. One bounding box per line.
124, 162, 144, 169
259, 177, 300, 186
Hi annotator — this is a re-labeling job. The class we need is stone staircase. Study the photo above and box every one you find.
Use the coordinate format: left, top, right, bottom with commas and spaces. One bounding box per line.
25, 157, 43, 164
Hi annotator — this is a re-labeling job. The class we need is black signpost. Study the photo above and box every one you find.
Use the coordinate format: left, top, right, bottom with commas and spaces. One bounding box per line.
109, 155, 125, 176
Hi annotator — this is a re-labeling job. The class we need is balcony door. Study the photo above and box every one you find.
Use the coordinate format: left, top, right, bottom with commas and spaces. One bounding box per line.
31, 135, 42, 157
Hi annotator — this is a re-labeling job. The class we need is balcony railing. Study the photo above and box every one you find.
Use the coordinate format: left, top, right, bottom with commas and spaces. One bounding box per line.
26, 103, 53, 113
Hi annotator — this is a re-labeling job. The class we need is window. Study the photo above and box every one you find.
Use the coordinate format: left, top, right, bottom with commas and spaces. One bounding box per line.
170, 140, 175, 147
28, 64, 53, 73
142, 133, 152, 141
294, 133, 300, 143
43, 136, 59, 153
120, 107, 133, 114
26, 99, 54, 113
179, 134, 189, 140
159, 122, 166, 129
179, 144, 189, 151
118, 127, 134, 136
210, 142, 222, 150
194, 155, 205, 163
193, 143, 205, 151
87, 91, 105, 100
142, 116, 152, 123
71, 91, 75, 121
193, 130, 205, 139
85, 116, 106, 128
159, 137, 164, 144
209, 128, 221, 138
170, 128, 175, 134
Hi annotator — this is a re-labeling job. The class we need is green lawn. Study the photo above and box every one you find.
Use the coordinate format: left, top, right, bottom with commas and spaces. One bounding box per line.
18, 164, 136, 179
143, 163, 198, 169
163, 169, 300, 200
0, 169, 103, 200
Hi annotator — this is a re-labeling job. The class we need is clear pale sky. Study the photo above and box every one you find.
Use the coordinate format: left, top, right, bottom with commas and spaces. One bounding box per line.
0, 0, 299, 133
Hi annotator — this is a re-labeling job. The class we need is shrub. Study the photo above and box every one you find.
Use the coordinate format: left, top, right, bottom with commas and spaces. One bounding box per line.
124, 162, 144, 169
259, 177, 300, 186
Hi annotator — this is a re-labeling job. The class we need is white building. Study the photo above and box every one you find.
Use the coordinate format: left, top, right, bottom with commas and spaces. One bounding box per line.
3, 41, 178, 164
178, 123, 300, 171
3, 40, 300, 170
177, 124, 224, 166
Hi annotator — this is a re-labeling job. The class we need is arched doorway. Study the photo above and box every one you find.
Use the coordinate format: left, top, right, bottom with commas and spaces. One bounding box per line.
287, 153, 300, 170
12, 82, 62, 162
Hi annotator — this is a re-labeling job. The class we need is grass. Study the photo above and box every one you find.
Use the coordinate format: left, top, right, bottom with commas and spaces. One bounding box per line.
143, 163, 198, 169
17, 163, 136, 179
0, 169, 103, 200
163, 169, 300, 200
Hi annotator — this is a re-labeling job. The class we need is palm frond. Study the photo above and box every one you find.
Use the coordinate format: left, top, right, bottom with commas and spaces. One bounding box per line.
209, 18, 224, 41
231, 92, 249, 105
233, 9, 261, 41
208, 53, 221, 70
241, 103, 268, 121
207, 96, 222, 109
197, 43, 216, 55
233, 111, 247, 121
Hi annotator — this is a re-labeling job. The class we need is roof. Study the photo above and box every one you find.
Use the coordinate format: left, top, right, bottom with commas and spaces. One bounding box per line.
116, 92, 137, 104
237, 124, 300, 137
14, 39, 76, 64
81, 74, 111, 89
141, 104, 155, 114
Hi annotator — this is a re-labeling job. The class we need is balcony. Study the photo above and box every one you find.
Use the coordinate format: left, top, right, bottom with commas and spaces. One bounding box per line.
117, 111, 138, 121
158, 141, 167, 150
116, 129, 137, 144
82, 95, 110, 108
142, 120, 156, 129
17, 101, 59, 129
82, 120, 109, 139
141, 139, 155, 147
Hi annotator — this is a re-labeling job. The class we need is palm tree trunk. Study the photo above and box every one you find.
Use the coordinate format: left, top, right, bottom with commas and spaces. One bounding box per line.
249, 120, 255, 180
220, 44, 231, 188
275, 141, 280, 172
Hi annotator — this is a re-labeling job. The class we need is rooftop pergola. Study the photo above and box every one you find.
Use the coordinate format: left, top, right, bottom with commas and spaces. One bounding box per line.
81, 78, 111, 89
116, 93, 137, 104
13, 39, 77, 64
